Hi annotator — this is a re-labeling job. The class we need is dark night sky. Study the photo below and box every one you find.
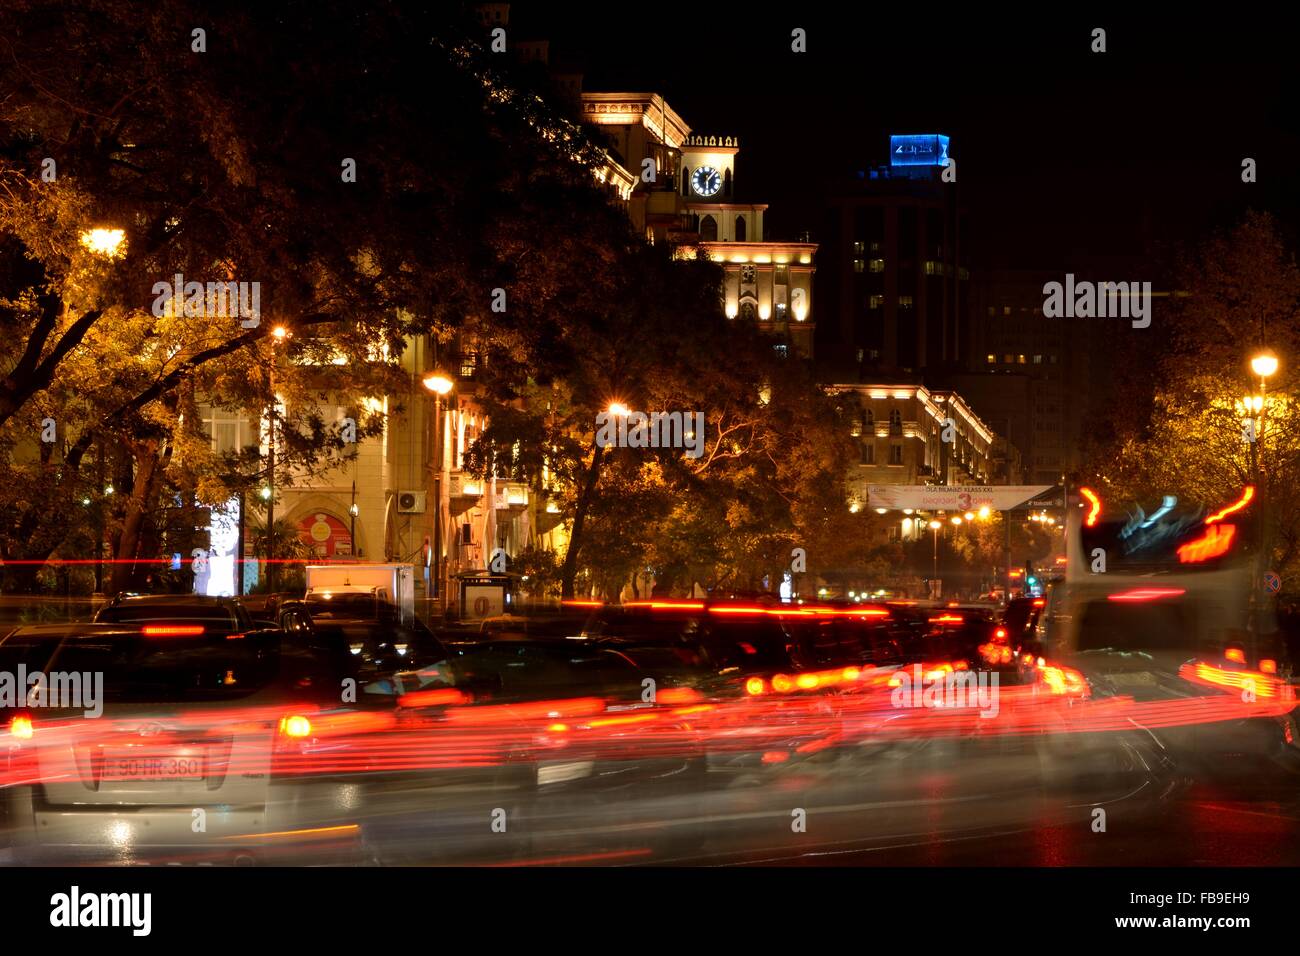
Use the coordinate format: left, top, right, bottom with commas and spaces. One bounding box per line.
509, 5, 1300, 273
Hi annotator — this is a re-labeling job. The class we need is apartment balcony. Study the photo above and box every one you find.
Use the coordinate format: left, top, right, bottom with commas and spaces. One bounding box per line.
493, 481, 529, 512
447, 472, 486, 503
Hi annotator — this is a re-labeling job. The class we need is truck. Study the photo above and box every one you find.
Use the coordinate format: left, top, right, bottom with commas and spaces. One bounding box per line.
303, 563, 416, 626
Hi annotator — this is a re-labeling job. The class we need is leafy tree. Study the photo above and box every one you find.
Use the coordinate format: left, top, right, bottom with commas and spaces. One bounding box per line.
1083, 211, 1300, 594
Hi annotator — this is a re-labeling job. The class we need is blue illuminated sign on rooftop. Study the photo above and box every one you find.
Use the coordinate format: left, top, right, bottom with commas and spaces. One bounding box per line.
889, 134, 950, 167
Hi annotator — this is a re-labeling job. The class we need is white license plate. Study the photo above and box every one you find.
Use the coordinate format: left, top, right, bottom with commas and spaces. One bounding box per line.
102, 753, 206, 782
537, 761, 594, 786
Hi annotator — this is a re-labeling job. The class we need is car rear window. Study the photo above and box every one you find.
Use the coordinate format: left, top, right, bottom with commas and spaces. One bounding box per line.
0, 634, 60, 673
45, 634, 281, 703
1077, 600, 1192, 653
429, 643, 645, 701
96, 604, 242, 626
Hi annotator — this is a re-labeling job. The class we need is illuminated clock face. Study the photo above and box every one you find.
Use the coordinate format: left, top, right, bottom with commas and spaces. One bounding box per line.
691, 165, 722, 197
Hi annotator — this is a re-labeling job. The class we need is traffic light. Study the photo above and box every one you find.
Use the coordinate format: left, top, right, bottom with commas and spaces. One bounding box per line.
1025, 561, 1038, 588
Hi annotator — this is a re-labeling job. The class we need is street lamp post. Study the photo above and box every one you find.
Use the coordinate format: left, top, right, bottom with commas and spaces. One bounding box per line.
929, 519, 942, 595
423, 371, 454, 617
1249, 350, 1279, 636
264, 325, 288, 594
349, 482, 358, 558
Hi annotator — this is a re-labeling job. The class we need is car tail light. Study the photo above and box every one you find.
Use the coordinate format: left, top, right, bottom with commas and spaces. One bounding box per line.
745, 677, 766, 696
1038, 665, 1088, 696
1225, 648, 1247, 665
1108, 587, 1185, 602
142, 625, 205, 636
398, 688, 469, 708
1181, 661, 1288, 700
279, 715, 313, 738
9, 714, 33, 739
656, 687, 701, 705
1260, 659, 1278, 674
994, 627, 1007, 640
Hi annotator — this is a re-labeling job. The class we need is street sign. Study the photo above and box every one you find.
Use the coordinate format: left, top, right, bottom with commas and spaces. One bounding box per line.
1265, 571, 1281, 593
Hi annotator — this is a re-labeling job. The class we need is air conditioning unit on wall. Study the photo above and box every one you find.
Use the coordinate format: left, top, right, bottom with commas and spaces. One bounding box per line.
397, 490, 426, 514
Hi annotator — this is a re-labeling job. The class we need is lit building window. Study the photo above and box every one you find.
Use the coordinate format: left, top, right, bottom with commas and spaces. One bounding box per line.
868, 295, 883, 309
852, 241, 865, 255
1003, 306, 1011, 316
986, 354, 996, 364
1003, 354, 1013, 363
898, 296, 914, 309
869, 259, 885, 273
853, 258, 865, 273
1018, 354, 1026, 364
1033, 354, 1042, 364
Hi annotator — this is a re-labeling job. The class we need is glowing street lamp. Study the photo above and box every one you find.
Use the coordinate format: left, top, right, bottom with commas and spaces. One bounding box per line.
79, 228, 126, 258
1251, 351, 1279, 380
607, 401, 630, 417
423, 372, 454, 396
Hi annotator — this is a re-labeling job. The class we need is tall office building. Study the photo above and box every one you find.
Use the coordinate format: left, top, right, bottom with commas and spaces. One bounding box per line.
818, 135, 968, 377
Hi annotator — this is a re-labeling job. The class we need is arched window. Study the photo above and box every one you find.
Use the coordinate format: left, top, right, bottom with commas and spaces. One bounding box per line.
723, 168, 732, 198
734, 215, 747, 242
699, 215, 718, 242
889, 409, 902, 435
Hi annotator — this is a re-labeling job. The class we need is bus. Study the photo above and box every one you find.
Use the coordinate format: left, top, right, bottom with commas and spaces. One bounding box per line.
1033, 486, 1287, 690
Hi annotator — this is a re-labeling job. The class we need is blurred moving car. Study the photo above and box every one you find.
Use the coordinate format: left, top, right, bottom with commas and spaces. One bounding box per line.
94, 593, 257, 636
303, 591, 445, 679
0, 622, 369, 863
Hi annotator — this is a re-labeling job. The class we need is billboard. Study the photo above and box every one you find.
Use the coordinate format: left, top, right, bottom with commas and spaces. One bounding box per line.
889, 134, 950, 167
867, 485, 1054, 512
